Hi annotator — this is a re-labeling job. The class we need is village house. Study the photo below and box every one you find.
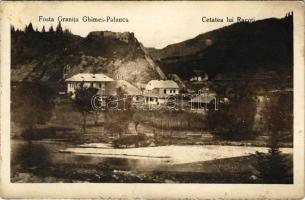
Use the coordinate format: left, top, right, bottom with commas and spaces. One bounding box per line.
189, 92, 217, 110
190, 70, 208, 82
144, 80, 179, 105
105, 79, 143, 102
65, 73, 114, 97
65, 73, 143, 103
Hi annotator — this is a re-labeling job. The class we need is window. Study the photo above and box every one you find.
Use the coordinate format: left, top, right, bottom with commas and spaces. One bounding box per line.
164, 89, 166, 94
90, 82, 93, 87
99, 83, 102, 88
173, 90, 176, 93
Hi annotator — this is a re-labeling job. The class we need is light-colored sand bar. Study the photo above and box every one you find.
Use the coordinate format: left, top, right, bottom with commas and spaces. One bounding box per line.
61, 144, 293, 164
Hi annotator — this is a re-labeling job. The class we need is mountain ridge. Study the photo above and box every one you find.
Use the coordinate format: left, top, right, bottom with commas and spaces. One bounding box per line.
11, 14, 293, 89
147, 14, 293, 81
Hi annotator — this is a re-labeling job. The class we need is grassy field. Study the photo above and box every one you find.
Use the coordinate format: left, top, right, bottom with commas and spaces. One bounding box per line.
11, 81, 293, 147
11, 97, 293, 147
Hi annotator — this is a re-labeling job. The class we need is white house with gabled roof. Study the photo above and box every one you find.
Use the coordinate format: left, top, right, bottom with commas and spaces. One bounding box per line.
144, 80, 179, 105
65, 73, 114, 96
146, 80, 179, 95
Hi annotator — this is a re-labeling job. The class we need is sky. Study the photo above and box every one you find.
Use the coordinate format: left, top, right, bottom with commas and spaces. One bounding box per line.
4, 1, 294, 49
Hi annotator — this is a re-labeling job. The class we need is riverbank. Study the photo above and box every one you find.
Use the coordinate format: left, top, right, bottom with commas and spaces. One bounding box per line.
11, 139, 293, 183
11, 154, 292, 183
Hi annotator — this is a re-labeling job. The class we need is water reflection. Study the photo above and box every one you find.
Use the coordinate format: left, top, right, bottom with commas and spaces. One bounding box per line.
12, 141, 51, 170
11, 140, 165, 174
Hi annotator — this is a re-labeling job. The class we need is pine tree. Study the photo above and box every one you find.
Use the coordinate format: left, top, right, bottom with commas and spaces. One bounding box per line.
11, 25, 15, 33
254, 93, 292, 183
25, 22, 34, 33
64, 28, 71, 35
49, 25, 54, 33
41, 26, 46, 33
56, 22, 63, 34
255, 131, 290, 183
15, 28, 22, 34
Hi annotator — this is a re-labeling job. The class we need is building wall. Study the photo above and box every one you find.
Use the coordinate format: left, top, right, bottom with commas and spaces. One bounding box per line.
67, 81, 106, 94
145, 96, 159, 105
160, 88, 179, 95
143, 91, 178, 106
143, 87, 179, 105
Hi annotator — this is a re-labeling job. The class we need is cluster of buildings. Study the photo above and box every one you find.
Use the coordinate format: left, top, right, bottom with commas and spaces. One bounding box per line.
65, 72, 216, 108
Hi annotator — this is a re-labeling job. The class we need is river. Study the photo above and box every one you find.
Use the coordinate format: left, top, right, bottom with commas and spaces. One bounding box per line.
12, 139, 293, 172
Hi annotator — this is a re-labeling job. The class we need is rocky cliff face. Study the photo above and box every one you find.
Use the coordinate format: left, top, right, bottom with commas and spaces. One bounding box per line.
11, 29, 165, 87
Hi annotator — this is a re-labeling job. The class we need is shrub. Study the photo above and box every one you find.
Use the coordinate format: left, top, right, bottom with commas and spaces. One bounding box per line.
253, 92, 293, 183
112, 134, 151, 148
212, 130, 259, 141
254, 132, 292, 183
207, 100, 257, 141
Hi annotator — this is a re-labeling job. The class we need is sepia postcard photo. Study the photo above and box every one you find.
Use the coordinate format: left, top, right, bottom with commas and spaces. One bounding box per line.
0, 1, 304, 199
